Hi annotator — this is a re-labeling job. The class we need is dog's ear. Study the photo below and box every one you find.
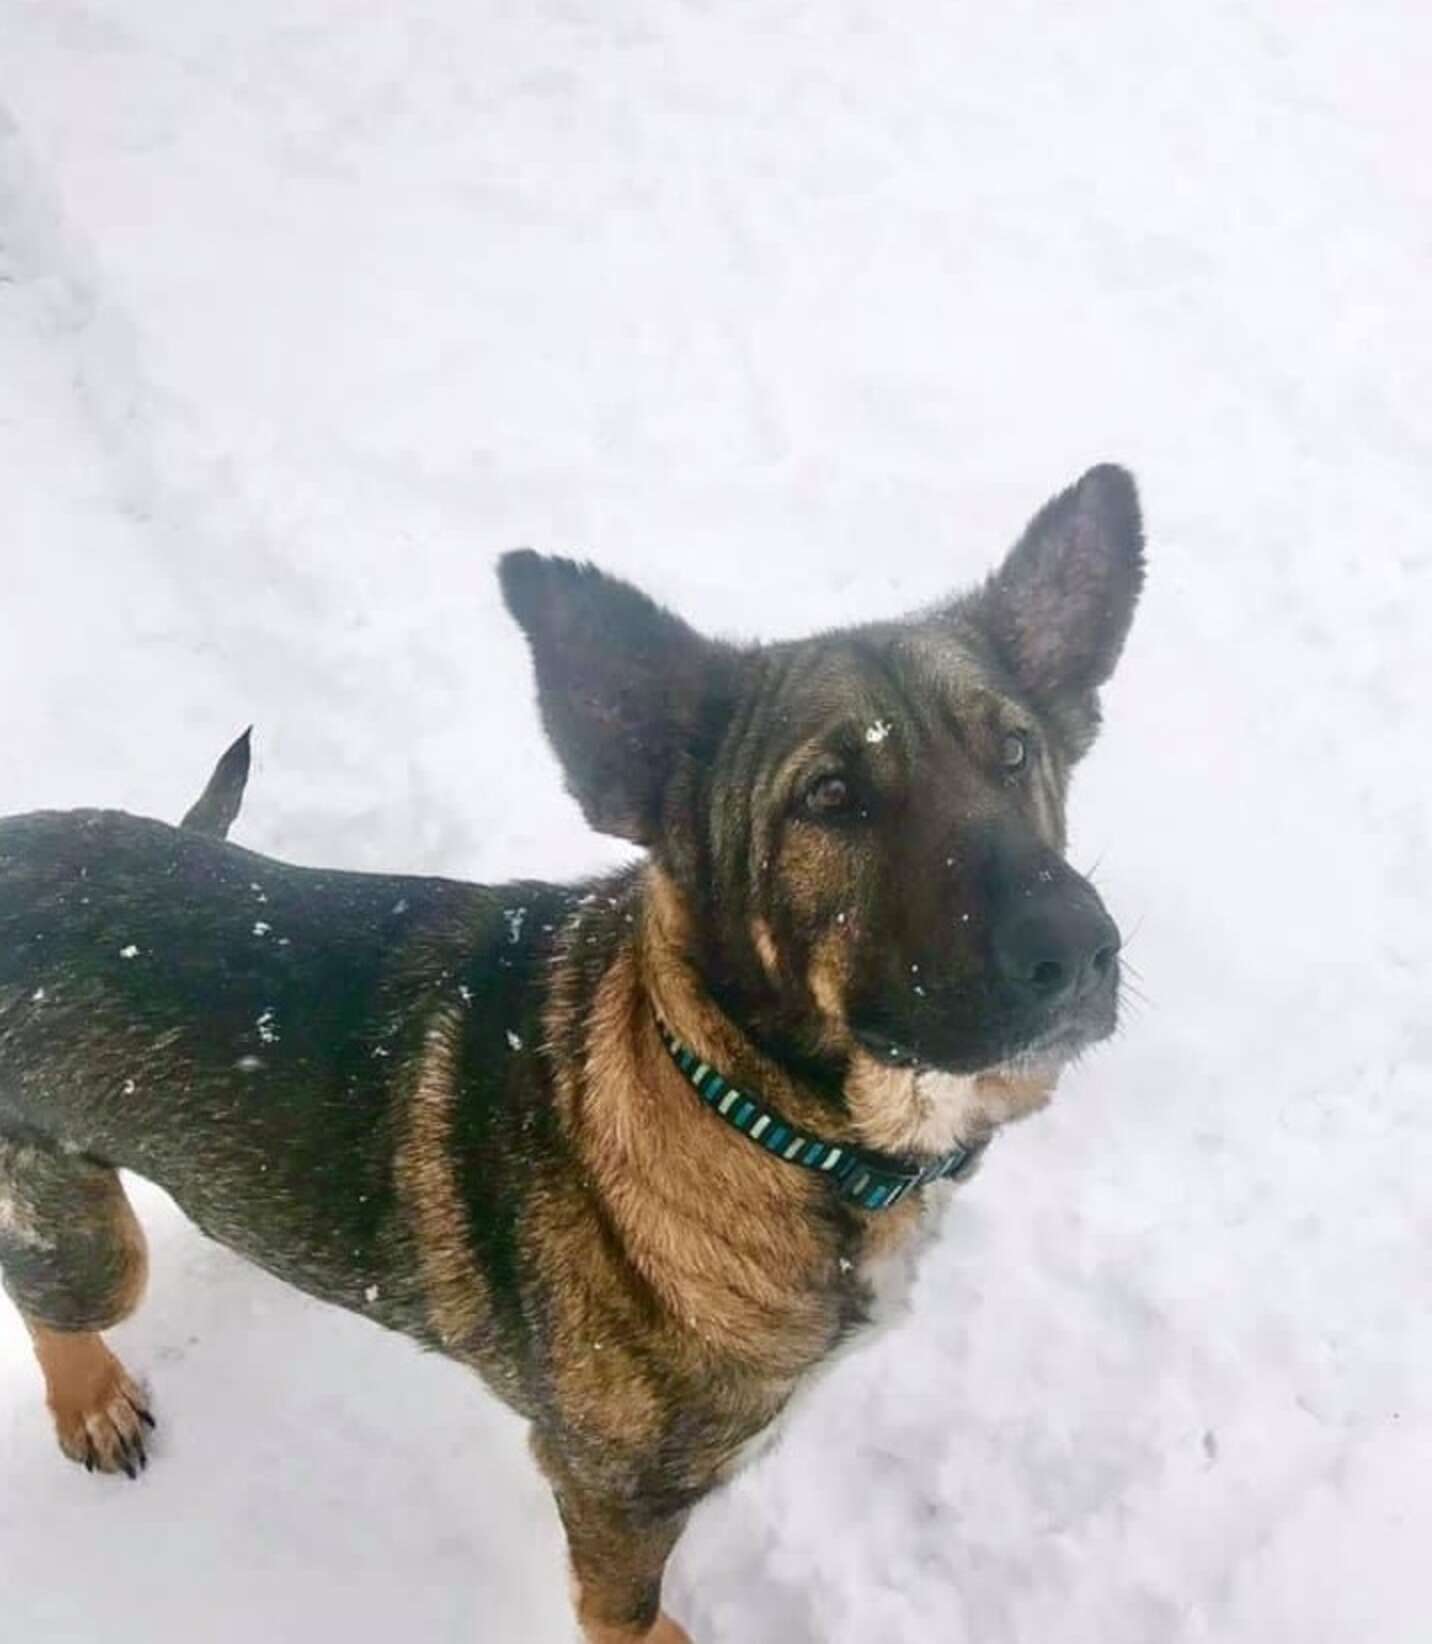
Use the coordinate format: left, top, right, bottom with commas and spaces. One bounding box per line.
969, 464, 1145, 703
499, 552, 737, 844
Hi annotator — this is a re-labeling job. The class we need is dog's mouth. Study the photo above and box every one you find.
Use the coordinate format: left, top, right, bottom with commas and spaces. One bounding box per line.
851, 982, 1119, 1079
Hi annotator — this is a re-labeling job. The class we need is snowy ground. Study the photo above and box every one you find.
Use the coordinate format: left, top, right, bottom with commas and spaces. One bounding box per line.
2, 3, 1429, 1640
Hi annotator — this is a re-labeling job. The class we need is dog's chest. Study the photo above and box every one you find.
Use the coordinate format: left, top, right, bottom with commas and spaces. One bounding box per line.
842, 1179, 952, 1350
724, 1184, 952, 1479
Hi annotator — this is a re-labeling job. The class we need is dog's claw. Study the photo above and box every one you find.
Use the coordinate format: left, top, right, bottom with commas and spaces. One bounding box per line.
42, 1339, 156, 1478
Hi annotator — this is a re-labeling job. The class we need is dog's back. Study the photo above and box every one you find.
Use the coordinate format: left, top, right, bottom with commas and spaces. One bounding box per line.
0, 808, 562, 1319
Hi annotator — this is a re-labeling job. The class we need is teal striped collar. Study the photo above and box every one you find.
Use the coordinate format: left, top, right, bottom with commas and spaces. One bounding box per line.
655, 1016, 988, 1213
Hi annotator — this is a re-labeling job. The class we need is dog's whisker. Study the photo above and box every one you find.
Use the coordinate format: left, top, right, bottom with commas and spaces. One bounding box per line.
1117, 973, 1150, 1012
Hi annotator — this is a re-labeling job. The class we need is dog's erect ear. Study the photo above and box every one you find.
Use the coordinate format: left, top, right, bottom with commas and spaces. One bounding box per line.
499, 552, 737, 844
971, 464, 1145, 701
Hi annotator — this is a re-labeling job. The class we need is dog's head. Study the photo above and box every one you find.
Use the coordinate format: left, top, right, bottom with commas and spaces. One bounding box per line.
502, 465, 1143, 1135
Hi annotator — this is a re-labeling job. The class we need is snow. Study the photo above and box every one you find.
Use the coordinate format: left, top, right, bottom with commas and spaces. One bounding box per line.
2, 2, 1429, 1641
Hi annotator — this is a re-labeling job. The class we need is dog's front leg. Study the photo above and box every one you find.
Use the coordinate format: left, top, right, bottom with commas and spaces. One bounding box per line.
534, 1435, 696, 1644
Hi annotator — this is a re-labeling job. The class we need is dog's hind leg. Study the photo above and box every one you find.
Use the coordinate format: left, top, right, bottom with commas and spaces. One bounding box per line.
0, 1132, 154, 1477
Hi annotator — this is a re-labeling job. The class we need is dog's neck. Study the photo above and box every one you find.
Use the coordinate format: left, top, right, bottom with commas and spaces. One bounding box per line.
538, 864, 1056, 1369
541, 871, 846, 1373
635, 867, 876, 1154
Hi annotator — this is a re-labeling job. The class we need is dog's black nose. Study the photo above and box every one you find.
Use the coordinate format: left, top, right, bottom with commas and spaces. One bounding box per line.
992, 895, 1120, 1008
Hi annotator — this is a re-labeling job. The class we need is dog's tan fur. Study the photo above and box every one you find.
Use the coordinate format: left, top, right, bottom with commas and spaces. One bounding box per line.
394, 1007, 495, 1359
27, 1323, 149, 1474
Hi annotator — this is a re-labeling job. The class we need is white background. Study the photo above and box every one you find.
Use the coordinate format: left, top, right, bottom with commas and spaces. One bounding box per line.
2, 3, 1428, 1640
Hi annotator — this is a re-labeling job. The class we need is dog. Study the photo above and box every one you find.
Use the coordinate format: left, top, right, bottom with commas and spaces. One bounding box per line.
0, 464, 1143, 1644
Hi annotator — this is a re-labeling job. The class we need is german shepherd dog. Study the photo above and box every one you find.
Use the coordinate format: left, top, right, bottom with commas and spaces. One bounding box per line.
0, 466, 1143, 1643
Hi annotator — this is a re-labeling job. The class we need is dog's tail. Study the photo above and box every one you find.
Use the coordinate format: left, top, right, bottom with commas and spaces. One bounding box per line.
180, 727, 252, 840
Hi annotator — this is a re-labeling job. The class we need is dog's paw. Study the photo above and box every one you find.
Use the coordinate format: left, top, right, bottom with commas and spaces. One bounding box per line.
44, 1339, 155, 1480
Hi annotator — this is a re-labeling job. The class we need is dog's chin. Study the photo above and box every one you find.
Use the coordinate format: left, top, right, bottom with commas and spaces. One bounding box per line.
846, 1002, 1115, 1155
1001, 1010, 1113, 1070
935, 1032, 1094, 1135
853, 997, 1115, 1085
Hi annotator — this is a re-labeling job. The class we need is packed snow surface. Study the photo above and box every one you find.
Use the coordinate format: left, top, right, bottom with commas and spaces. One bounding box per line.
2, 3, 1429, 1640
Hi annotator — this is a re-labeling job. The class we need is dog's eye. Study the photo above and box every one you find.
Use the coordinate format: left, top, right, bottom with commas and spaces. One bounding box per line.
805, 773, 854, 816
1001, 731, 1029, 771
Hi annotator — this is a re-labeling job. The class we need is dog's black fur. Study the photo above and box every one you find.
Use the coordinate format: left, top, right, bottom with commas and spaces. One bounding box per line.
179, 727, 252, 840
